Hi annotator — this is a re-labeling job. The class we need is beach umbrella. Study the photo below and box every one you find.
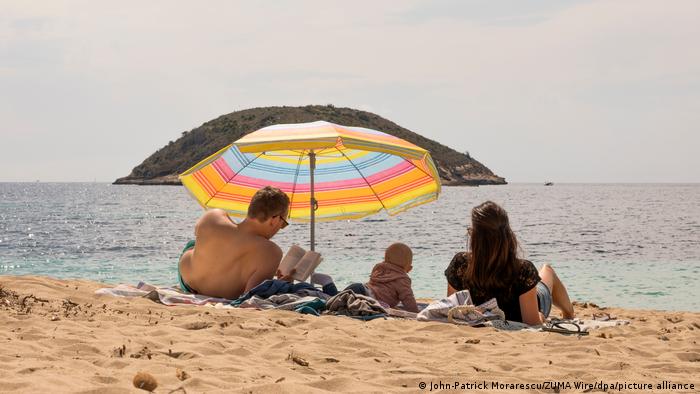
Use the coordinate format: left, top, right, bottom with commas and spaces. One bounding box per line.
179, 121, 441, 251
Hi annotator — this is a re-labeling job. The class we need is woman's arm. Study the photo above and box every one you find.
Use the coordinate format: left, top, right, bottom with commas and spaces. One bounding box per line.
519, 287, 545, 326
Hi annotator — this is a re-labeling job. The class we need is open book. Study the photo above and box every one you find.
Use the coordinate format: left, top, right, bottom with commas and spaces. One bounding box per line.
278, 244, 323, 282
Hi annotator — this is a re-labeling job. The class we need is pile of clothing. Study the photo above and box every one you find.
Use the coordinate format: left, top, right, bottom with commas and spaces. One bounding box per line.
232, 280, 387, 319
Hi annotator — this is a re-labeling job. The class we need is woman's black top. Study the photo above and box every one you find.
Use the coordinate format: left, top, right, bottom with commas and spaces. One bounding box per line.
444, 252, 541, 322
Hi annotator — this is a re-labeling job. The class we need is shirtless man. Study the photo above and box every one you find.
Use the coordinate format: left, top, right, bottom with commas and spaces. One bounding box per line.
177, 186, 290, 299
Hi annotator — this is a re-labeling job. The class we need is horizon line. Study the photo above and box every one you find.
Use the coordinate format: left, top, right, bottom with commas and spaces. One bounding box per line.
2, 181, 699, 185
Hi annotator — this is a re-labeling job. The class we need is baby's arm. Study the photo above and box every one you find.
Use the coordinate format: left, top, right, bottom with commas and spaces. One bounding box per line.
397, 281, 419, 313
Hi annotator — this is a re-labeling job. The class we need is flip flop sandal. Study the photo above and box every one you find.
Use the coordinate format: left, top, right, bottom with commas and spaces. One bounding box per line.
542, 321, 589, 336
593, 312, 616, 321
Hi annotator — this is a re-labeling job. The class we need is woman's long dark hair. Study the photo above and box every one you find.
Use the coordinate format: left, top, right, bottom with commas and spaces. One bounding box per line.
464, 201, 521, 297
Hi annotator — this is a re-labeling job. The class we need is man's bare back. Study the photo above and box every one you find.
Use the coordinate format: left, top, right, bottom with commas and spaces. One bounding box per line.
178, 209, 284, 299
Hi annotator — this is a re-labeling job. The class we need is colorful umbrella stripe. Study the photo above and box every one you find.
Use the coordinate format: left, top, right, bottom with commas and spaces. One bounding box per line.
181, 121, 441, 222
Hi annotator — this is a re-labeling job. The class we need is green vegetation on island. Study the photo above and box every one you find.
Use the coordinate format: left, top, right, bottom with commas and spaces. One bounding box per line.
114, 105, 506, 186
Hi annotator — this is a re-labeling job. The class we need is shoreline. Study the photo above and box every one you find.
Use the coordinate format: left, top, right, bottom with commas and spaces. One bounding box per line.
1, 275, 698, 393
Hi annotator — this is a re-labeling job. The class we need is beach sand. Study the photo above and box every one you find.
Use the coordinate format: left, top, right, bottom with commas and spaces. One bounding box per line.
1, 276, 698, 393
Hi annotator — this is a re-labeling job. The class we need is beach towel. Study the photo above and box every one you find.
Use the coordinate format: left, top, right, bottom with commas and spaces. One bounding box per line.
325, 289, 388, 317
544, 318, 630, 333
96, 282, 328, 315
95, 282, 234, 307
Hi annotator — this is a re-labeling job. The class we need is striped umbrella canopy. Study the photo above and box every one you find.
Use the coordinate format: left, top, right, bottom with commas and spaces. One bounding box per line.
180, 121, 441, 250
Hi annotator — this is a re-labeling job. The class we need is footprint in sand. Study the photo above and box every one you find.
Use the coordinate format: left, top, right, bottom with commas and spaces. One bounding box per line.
455, 345, 477, 352
161, 350, 199, 360
495, 362, 517, 372
225, 346, 253, 357
675, 352, 700, 362
91, 375, 119, 384
17, 367, 45, 375
60, 343, 102, 356
182, 321, 213, 330
400, 336, 437, 344
94, 359, 130, 369
354, 349, 390, 358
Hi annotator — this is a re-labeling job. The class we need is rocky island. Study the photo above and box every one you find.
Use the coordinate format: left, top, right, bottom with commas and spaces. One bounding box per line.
114, 105, 506, 186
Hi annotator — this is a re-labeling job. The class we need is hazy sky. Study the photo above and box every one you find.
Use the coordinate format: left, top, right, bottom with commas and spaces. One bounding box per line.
1, 0, 698, 183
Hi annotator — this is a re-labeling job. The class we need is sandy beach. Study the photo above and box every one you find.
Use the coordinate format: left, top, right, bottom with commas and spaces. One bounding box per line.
0, 275, 698, 393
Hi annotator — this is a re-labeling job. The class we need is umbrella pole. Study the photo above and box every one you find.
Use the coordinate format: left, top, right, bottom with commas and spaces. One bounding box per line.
309, 151, 316, 252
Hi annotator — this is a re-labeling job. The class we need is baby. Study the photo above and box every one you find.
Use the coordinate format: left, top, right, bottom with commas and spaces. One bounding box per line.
365, 242, 418, 312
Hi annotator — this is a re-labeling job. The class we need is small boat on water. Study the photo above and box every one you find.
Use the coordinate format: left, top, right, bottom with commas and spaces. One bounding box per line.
544, 182, 554, 186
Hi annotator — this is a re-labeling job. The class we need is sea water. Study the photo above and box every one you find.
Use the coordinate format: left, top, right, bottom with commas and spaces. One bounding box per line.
1, 183, 698, 311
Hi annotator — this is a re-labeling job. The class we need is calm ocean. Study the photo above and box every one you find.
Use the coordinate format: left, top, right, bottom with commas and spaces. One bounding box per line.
1, 183, 698, 311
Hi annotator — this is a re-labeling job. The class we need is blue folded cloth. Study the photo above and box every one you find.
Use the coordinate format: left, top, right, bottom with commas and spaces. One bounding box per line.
230, 279, 321, 306
294, 298, 327, 316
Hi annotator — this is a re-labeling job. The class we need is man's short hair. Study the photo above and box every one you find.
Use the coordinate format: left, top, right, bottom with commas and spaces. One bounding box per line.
247, 186, 290, 221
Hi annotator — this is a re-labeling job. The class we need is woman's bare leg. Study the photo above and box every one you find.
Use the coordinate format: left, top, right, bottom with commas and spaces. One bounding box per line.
539, 264, 574, 319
